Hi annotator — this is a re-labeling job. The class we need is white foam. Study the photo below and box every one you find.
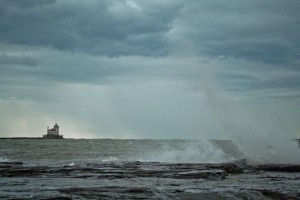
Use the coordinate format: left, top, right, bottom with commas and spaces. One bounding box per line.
0, 156, 10, 162
139, 141, 234, 163
102, 156, 119, 162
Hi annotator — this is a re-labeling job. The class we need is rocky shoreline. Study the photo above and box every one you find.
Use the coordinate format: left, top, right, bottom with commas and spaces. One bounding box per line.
1, 160, 299, 199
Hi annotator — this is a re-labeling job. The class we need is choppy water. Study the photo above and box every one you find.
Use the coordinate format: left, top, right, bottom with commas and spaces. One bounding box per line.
0, 139, 299, 199
0, 139, 243, 166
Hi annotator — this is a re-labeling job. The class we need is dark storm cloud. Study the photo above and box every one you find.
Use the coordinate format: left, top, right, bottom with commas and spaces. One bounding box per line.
0, 0, 181, 56
221, 74, 300, 93
0, 53, 38, 66
0, 50, 129, 88
0, 0, 300, 98
175, 1, 300, 65
1, 0, 299, 61
0, 0, 56, 8
216, 60, 300, 96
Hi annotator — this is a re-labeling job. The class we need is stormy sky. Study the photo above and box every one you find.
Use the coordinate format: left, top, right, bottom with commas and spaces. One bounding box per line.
0, 0, 299, 139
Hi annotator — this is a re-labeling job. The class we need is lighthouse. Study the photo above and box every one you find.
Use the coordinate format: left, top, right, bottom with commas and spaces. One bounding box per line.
43, 123, 63, 139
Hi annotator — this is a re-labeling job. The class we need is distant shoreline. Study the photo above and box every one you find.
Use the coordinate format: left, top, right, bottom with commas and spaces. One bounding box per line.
0, 137, 115, 140
0, 137, 59, 139
0, 138, 241, 140
0, 137, 299, 143
0, 137, 43, 139
0, 137, 109, 140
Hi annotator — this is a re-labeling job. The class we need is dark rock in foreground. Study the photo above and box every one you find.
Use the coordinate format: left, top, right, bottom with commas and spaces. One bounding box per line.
253, 164, 300, 172
1, 160, 300, 199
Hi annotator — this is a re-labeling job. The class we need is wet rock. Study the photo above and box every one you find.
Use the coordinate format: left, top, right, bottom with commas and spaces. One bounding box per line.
0, 161, 23, 170
1, 160, 299, 199
253, 164, 300, 172
258, 189, 300, 200
59, 186, 155, 199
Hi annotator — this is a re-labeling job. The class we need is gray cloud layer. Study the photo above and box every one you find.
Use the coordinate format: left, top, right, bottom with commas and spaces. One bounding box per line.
1, 1, 299, 62
0, 0, 182, 56
0, 0, 300, 138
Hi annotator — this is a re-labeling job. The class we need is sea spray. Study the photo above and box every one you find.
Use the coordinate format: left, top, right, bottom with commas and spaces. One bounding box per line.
137, 140, 234, 163
203, 83, 300, 164
0, 155, 10, 162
